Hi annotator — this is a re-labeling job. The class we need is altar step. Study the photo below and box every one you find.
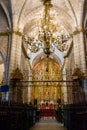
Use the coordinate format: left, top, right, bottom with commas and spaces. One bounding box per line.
29, 118, 67, 130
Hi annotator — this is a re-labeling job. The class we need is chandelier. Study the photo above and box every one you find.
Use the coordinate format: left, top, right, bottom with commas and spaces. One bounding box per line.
23, 0, 70, 56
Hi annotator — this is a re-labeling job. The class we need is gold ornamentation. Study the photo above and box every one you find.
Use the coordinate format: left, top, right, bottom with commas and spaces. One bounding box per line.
72, 67, 84, 79
31, 57, 62, 103
23, 0, 70, 55
41, 0, 52, 6
0, 28, 86, 37
72, 28, 87, 36
11, 67, 23, 80
0, 30, 22, 36
23, 0, 87, 55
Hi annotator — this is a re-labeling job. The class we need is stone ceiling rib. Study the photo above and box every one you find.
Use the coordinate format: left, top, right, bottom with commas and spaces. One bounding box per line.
0, 2, 11, 28
17, 0, 42, 28
23, 5, 74, 35
65, 0, 85, 28
10, 0, 85, 31
24, 10, 73, 35
6, 0, 85, 68
32, 53, 62, 68
11, 0, 28, 29
64, 0, 78, 27
17, 0, 28, 26
18, 5, 43, 30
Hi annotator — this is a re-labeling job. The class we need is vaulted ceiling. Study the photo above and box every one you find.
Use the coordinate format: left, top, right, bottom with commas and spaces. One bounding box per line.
0, 0, 86, 66
11, 0, 85, 32
10, 0, 86, 66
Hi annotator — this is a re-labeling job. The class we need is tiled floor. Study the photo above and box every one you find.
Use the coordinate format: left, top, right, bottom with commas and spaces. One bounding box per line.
30, 118, 67, 130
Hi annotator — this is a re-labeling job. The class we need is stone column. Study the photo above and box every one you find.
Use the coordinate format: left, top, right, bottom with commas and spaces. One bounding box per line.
9, 28, 23, 101
28, 86, 31, 103
73, 30, 87, 101
10, 33, 22, 71
28, 68, 33, 102
73, 31, 86, 72
27, 67, 31, 103
62, 68, 68, 104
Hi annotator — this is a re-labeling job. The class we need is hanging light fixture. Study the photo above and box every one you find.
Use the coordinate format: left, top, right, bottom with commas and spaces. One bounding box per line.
23, 0, 70, 56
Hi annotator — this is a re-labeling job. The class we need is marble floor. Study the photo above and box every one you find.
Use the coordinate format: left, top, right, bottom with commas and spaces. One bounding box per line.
30, 118, 67, 130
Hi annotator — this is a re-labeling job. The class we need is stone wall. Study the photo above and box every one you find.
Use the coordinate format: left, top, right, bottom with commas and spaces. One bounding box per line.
0, 64, 4, 84
62, 45, 74, 104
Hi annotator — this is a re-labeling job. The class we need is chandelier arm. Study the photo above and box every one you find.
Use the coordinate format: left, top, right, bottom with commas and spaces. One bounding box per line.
23, 0, 71, 54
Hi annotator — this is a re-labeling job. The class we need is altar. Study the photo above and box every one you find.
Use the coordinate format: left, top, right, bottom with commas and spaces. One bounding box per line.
40, 102, 55, 118
31, 55, 62, 105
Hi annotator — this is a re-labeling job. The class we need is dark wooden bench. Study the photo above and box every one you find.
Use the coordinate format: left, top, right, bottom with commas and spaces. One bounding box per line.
0, 101, 39, 130
63, 103, 87, 130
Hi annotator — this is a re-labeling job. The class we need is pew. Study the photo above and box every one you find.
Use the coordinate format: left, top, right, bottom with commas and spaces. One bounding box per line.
63, 103, 87, 130
0, 101, 39, 130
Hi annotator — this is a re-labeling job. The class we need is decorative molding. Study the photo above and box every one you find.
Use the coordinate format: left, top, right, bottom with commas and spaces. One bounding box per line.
72, 28, 87, 36
64, 41, 73, 58
72, 67, 84, 79
0, 28, 86, 37
61, 59, 65, 71
22, 42, 30, 59
0, 30, 23, 36
11, 67, 23, 80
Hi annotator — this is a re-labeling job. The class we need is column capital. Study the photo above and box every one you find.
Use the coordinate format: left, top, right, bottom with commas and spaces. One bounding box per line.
72, 26, 87, 37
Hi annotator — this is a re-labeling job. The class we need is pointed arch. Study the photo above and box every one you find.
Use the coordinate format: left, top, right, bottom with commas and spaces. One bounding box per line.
64, 0, 78, 27
0, 1, 12, 29
32, 53, 62, 68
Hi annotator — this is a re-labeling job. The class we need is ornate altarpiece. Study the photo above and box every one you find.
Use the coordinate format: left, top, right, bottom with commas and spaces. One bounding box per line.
31, 57, 62, 104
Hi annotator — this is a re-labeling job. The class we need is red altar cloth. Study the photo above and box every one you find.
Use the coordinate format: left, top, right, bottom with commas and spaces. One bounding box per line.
40, 104, 55, 117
